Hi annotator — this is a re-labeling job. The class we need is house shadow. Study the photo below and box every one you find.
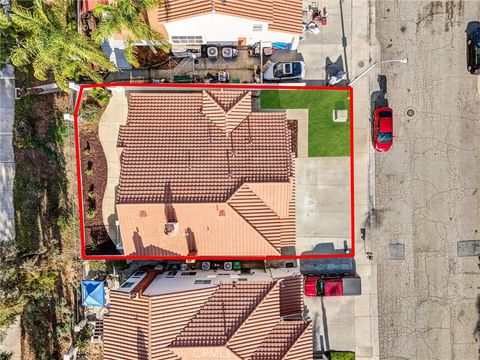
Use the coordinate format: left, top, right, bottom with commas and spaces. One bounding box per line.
185, 227, 198, 256
300, 242, 356, 276
137, 327, 148, 358
370, 75, 389, 120
129, 226, 183, 257
475, 294, 480, 345
164, 181, 177, 223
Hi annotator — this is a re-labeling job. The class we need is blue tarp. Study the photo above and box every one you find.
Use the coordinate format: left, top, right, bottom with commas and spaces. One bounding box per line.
81, 280, 105, 307
272, 42, 292, 50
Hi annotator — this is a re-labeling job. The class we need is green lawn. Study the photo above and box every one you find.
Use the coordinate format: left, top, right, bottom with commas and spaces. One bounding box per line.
260, 90, 350, 157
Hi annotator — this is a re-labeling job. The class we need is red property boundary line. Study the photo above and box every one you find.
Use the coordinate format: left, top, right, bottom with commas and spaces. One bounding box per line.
74, 83, 354, 261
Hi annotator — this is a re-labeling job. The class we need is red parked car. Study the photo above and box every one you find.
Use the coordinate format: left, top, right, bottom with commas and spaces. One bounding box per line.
372, 106, 393, 152
304, 276, 361, 297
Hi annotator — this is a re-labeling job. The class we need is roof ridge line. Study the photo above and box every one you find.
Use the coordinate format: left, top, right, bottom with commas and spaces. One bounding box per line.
280, 320, 311, 360
168, 283, 223, 346
227, 185, 283, 253
225, 90, 251, 115
227, 280, 278, 341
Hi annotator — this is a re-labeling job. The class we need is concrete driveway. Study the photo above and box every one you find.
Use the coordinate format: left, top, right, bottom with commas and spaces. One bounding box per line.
296, 157, 351, 255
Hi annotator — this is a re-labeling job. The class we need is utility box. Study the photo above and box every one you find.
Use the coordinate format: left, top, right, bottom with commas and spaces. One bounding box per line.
333, 109, 348, 122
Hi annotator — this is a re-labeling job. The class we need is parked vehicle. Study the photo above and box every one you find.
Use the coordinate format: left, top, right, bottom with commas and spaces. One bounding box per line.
467, 28, 480, 74
372, 106, 393, 152
304, 275, 361, 297
263, 61, 305, 81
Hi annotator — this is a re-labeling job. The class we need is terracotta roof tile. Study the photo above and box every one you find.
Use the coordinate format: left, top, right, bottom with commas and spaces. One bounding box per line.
117, 91, 291, 204
103, 277, 312, 360
251, 321, 310, 360
279, 275, 304, 317
156, 0, 303, 35
283, 323, 313, 360
170, 282, 275, 347
116, 91, 295, 257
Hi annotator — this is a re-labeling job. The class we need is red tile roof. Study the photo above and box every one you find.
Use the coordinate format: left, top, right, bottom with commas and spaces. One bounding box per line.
116, 91, 295, 257
156, 0, 303, 35
103, 277, 312, 360
251, 321, 311, 359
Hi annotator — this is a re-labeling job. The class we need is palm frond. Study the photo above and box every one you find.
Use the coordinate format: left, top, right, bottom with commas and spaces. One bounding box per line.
139, 0, 162, 12
10, 47, 30, 67
123, 41, 139, 67
92, 3, 115, 19
92, 15, 121, 44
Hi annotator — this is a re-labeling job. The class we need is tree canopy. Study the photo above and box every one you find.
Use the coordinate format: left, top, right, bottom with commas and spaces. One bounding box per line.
3, 0, 116, 90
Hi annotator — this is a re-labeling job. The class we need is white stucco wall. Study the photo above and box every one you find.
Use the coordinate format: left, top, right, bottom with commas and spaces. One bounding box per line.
164, 13, 298, 49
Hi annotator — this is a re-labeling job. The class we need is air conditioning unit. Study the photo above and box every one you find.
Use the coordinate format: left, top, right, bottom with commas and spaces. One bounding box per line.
222, 47, 238, 59
222, 47, 232, 58
202, 262, 211, 271
180, 263, 189, 271
224, 262, 233, 271
207, 47, 218, 60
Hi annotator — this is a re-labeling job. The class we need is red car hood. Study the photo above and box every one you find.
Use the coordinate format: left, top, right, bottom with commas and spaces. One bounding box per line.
304, 277, 319, 296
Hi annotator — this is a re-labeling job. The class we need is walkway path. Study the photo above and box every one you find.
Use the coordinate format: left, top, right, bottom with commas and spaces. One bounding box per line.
0, 65, 15, 243
0, 64, 20, 359
98, 89, 128, 248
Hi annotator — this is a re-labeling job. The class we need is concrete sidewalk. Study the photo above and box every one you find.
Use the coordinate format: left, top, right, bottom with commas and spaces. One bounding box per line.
0, 65, 20, 359
98, 89, 128, 248
0, 65, 15, 243
297, 0, 380, 359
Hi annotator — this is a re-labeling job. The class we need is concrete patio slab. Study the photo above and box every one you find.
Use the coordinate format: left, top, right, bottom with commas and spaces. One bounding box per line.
286, 108, 308, 158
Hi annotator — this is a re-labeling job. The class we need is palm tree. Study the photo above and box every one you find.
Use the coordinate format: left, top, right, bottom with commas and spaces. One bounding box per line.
92, 0, 169, 67
6, 0, 116, 91
0, 12, 18, 69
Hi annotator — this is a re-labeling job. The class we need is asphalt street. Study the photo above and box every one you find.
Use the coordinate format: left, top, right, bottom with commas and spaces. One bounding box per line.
372, 1, 480, 359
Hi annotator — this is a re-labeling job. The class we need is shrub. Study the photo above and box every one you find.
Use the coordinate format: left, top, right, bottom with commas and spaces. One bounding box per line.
85, 209, 96, 220
0, 351, 13, 360
79, 101, 102, 124
84, 168, 93, 177
76, 324, 93, 350
83, 141, 91, 156
329, 351, 355, 360
89, 88, 110, 107
87, 191, 95, 199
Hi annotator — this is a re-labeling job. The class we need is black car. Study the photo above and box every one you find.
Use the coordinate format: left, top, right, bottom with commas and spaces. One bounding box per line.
467, 30, 480, 74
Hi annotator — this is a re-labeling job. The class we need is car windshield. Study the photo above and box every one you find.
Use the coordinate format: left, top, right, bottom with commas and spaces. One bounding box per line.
284, 63, 292, 75
378, 132, 392, 143
273, 63, 284, 77
379, 111, 392, 117
292, 62, 302, 75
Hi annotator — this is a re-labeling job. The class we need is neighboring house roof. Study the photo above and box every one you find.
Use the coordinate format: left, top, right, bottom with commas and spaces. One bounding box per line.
156, 0, 303, 34
103, 274, 311, 360
116, 91, 295, 257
